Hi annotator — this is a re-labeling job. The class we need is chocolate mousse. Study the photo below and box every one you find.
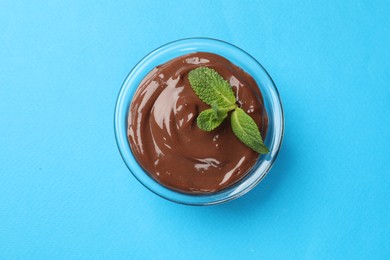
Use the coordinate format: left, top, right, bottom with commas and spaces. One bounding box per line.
127, 52, 268, 193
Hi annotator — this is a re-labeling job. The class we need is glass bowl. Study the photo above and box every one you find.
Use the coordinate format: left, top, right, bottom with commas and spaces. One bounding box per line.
114, 38, 284, 206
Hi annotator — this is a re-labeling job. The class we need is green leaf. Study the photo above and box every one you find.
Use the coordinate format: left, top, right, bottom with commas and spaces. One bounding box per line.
197, 108, 227, 131
231, 108, 269, 154
188, 67, 236, 108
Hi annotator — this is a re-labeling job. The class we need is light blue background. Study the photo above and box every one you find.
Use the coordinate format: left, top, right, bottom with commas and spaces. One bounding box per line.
1, 0, 389, 259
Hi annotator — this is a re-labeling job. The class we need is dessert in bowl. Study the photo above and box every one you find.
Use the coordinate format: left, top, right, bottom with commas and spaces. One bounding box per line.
115, 38, 284, 205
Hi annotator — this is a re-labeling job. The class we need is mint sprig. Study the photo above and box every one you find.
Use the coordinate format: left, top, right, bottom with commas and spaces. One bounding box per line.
188, 67, 269, 154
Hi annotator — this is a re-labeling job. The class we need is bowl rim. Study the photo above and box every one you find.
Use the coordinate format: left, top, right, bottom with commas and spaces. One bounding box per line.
114, 37, 284, 206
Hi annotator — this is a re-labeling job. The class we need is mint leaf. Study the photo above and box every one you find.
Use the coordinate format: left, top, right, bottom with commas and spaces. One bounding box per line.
197, 108, 227, 131
188, 67, 236, 108
231, 108, 269, 154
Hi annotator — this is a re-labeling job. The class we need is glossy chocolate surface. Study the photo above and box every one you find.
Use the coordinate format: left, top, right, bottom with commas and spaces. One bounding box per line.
128, 52, 268, 193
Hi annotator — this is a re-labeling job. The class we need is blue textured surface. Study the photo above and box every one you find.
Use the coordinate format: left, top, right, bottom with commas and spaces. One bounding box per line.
1, 1, 389, 259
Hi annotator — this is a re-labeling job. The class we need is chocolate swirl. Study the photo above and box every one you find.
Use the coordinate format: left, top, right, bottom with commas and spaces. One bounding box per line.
128, 52, 268, 193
